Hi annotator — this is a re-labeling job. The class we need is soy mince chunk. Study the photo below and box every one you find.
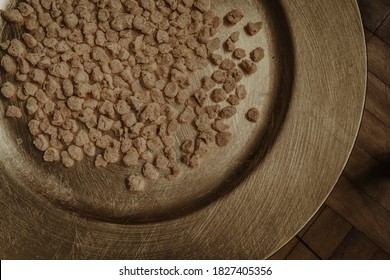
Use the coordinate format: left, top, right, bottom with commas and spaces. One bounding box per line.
246, 107, 260, 123
245, 21, 263, 36
224, 9, 244, 25
219, 106, 237, 119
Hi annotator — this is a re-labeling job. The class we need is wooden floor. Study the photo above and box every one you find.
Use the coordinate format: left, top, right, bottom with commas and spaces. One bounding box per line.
268, 0, 390, 260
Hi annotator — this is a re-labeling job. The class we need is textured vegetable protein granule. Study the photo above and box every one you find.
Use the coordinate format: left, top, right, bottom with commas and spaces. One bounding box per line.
0, 2, 265, 190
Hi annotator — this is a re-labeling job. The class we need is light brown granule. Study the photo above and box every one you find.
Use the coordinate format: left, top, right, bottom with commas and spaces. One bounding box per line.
194, 139, 210, 157
43, 147, 60, 162
97, 115, 114, 131
8, 39, 25, 57
204, 105, 221, 119
188, 154, 202, 168
127, 175, 146, 191
164, 82, 178, 98
155, 154, 169, 169
235, 84, 248, 100
229, 68, 244, 83
210, 88, 227, 103
83, 142, 96, 157
246, 107, 260, 123
209, 53, 223, 65
225, 9, 244, 25
250, 47, 265, 62
215, 131, 232, 147
194, 0, 210, 12
220, 59, 236, 70
245, 21, 263, 36
147, 137, 164, 152
33, 135, 49, 152
194, 88, 207, 106
206, 37, 221, 52
75, 130, 89, 147
143, 162, 159, 180
68, 145, 84, 161
1, 82, 16, 98
219, 106, 237, 119
223, 80, 236, 93
223, 39, 235, 52
239, 59, 258, 74
1, 9, 24, 24
95, 154, 108, 167
1, 54, 17, 74
167, 163, 182, 180
167, 119, 179, 135
212, 70, 227, 83
175, 89, 189, 104
5, 106, 22, 118
104, 147, 120, 163
212, 120, 230, 132
233, 48, 246, 59
25, 97, 39, 115
229, 31, 240, 43
201, 76, 216, 91
179, 106, 195, 123
61, 151, 75, 167
123, 148, 139, 166
181, 139, 194, 154
133, 137, 147, 154
227, 95, 240, 106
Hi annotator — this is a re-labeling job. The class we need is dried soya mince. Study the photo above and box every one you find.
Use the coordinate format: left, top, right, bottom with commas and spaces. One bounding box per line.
5, 106, 22, 118
245, 21, 263, 36
224, 9, 244, 25
0, 3, 265, 190
246, 107, 260, 123
250, 47, 264, 62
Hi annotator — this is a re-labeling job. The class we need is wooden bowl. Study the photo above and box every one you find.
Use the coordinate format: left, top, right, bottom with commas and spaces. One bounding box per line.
0, 0, 366, 259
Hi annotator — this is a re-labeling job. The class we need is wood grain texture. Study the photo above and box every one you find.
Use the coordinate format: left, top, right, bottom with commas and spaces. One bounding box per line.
0, 0, 366, 259
297, 205, 326, 238
326, 176, 390, 253
357, 0, 390, 32
343, 144, 390, 211
269, 0, 390, 260
302, 207, 352, 259
376, 15, 390, 46
364, 28, 374, 42
268, 237, 299, 260
372, 249, 390, 260
286, 242, 319, 260
365, 72, 390, 127
367, 36, 390, 86
356, 110, 390, 161
330, 229, 379, 260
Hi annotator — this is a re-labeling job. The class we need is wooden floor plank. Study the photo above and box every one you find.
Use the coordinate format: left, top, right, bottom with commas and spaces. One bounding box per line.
367, 35, 390, 86
297, 205, 326, 238
325, 176, 390, 253
355, 109, 390, 162
365, 28, 374, 42
343, 144, 390, 211
271, 1, 390, 260
302, 207, 352, 259
286, 242, 319, 260
330, 228, 380, 259
357, 0, 390, 32
372, 249, 390, 260
377, 14, 390, 46
365, 72, 390, 128
267, 237, 299, 260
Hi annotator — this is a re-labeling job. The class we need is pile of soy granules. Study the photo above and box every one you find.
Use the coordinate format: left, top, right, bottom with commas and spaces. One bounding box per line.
0, 0, 264, 191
